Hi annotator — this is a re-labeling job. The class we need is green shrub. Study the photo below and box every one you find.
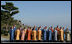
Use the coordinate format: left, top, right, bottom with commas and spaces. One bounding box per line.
1, 29, 4, 34
4, 30, 8, 36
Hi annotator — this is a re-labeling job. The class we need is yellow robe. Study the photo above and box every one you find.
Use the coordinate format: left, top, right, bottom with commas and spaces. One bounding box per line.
60, 29, 64, 41
38, 30, 42, 40
16, 29, 20, 40
32, 30, 37, 40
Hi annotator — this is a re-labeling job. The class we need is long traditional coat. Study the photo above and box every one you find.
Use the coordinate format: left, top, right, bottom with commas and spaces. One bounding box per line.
14, 27, 16, 31
37, 30, 42, 40
32, 30, 37, 40
57, 28, 60, 41
14, 27, 16, 39
21, 30, 25, 40
16, 29, 20, 40
10, 29, 14, 41
27, 29, 32, 40
60, 29, 64, 41
54, 30, 57, 41
63, 29, 66, 40
49, 30, 52, 40
65, 29, 71, 41
43, 29, 47, 40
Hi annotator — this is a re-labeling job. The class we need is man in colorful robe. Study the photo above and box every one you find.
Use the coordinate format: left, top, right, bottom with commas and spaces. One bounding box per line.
42, 26, 47, 41
10, 26, 14, 41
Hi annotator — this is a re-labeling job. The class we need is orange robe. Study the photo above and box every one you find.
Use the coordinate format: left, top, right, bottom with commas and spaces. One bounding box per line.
51, 28, 53, 32
27, 29, 32, 40
38, 30, 42, 40
57, 28, 60, 41
57, 28, 60, 34
32, 30, 37, 40
16, 29, 20, 40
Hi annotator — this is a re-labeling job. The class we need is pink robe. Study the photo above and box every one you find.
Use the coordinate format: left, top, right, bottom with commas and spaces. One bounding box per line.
21, 30, 25, 40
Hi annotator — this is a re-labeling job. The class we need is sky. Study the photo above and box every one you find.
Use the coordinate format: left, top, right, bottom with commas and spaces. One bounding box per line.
1, 1, 71, 29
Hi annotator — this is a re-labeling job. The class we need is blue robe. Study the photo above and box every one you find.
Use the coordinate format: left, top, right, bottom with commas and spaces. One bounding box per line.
43, 29, 47, 40
14, 27, 16, 31
54, 30, 57, 41
47, 29, 49, 40
10, 29, 14, 41
64, 29, 65, 40
13, 27, 16, 39
49, 30, 52, 40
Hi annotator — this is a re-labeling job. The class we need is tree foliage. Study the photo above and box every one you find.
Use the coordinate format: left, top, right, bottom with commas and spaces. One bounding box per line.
1, 2, 19, 31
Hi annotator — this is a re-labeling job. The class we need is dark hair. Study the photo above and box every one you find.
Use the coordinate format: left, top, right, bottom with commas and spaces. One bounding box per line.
51, 26, 52, 28
23, 24, 24, 25
57, 25, 58, 27
38, 27, 40, 30
60, 27, 62, 29
22, 29, 24, 31
30, 27, 31, 29
63, 27, 64, 29
23, 27, 26, 29
44, 26, 47, 29
18, 27, 21, 29
34, 26, 36, 30
54, 27, 57, 30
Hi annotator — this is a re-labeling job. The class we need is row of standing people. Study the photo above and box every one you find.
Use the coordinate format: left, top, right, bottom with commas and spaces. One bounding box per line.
10, 25, 71, 42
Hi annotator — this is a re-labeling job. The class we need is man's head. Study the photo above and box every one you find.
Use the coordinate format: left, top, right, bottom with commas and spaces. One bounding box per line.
57, 25, 58, 28
12, 26, 14, 29
39, 26, 41, 29
60, 27, 62, 29
30, 27, 31, 29
14, 24, 16, 27
38, 26, 41, 30
67, 27, 68, 30
34, 25, 36, 30
28, 27, 30, 29
51, 26, 53, 28
24, 27, 26, 29
39, 26, 41, 28
63, 27, 64, 29
44, 26, 47, 29
34, 25, 36, 28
